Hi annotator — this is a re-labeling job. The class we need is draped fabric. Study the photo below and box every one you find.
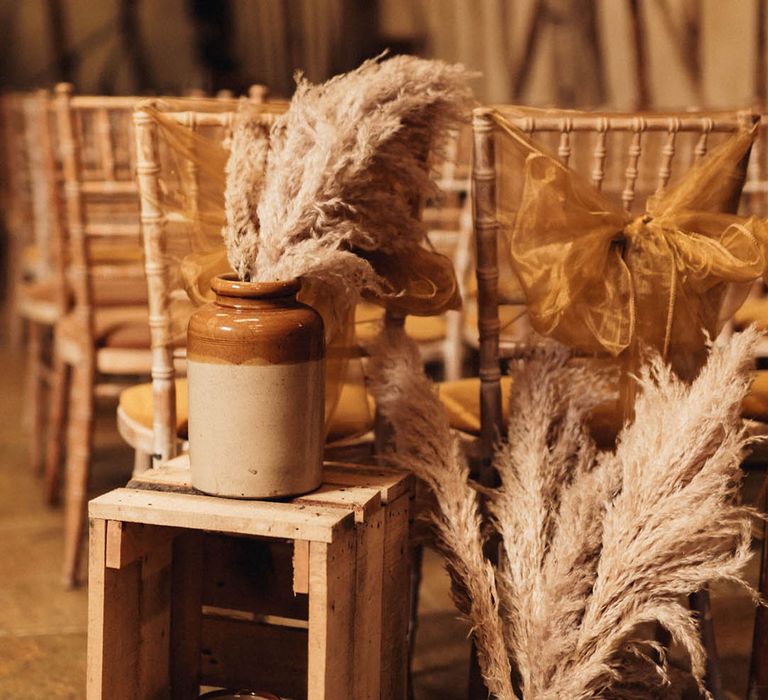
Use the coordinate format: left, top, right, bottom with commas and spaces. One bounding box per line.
491, 110, 768, 416
139, 97, 460, 436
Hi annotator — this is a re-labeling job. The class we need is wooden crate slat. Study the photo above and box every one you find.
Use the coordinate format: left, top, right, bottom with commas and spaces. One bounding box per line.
295, 483, 381, 523
89, 488, 352, 543
308, 529, 357, 699
128, 456, 411, 508
323, 461, 412, 504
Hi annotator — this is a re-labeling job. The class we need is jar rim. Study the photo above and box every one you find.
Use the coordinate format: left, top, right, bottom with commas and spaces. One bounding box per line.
212, 273, 300, 299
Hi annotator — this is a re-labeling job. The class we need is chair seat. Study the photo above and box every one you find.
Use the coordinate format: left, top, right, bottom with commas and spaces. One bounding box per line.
438, 376, 621, 448
118, 378, 376, 447
119, 379, 190, 440
733, 296, 768, 331
441, 370, 768, 446
56, 306, 154, 373
743, 370, 768, 423
57, 305, 150, 348
17, 279, 62, 325
355, 303, 447, 344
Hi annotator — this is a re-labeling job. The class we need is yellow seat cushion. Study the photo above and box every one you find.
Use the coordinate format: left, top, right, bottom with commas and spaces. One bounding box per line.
733, 296, 768, 332
355, 303, 447, 344
438, 376, 620, 448
119, 379, 190, 438
119, 378, 375, 444
22, 244, 40, 272
438, 376, 514, 434
326, 382, 376, 442
743, 370, 768, 423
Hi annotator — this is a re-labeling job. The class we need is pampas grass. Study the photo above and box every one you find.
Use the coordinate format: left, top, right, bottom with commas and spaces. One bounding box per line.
367, 326, 761, 700
367, 325, 517, 699
223, 107, 272, 279
224, 54, 474, 290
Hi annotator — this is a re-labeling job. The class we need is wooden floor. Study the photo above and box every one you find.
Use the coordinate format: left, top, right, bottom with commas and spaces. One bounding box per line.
0, 331, 762, 699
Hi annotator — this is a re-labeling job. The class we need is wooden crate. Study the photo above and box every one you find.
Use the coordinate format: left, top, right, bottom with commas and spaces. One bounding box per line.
87, 457, 413, 700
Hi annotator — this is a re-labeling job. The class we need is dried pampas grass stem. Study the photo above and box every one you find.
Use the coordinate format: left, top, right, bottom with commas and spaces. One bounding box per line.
224, 55, 474, 297
368, 326, 518, 700
367, 326, 762, 700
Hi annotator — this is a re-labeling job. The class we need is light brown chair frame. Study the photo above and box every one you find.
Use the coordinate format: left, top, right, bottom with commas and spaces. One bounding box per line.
54, 83, 153, 587
470, 105, 756, 700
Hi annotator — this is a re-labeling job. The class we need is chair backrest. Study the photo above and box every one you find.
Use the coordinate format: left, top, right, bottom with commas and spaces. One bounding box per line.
1, 93, 36, 259
27, 90, 69, 312
472, 106, 756, 461
133, 97, 283, 462
54, 83, 145, 339
743, 116, 768, 217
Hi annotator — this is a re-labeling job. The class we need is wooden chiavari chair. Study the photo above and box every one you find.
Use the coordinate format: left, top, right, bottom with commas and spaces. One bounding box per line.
2, 92, 70, 481
53, 83, 156, 587
462, 106, 759, 700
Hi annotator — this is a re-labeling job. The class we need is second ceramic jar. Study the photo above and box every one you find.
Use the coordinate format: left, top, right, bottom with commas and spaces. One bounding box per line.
187, 274, 325, 498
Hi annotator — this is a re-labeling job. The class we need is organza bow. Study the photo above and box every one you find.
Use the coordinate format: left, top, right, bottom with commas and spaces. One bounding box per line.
492, 112, 768, 414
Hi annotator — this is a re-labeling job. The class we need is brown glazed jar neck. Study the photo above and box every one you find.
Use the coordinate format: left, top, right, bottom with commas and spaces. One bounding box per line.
212, 274, 301, 310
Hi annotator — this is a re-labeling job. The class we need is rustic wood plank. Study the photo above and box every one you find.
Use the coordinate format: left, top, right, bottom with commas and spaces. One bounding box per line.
200, 616, 307, 698
296, 484, 381, 524
87, 518, 108, 699
105, 520, 179, 569
90, 488, 352, 543
129, 457, 412, 507
308, 529, 357, 700
87, 518, 141, 700
352, 503, 385, 700
380, 494, 412, 700
170, 533, 204, 700
294, 540, 310, 595
128, 461, 191, 489
323, 461, 412, 504
138, 536, 173, 698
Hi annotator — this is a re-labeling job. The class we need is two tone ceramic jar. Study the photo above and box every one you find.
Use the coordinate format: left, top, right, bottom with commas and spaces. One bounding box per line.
187, 274, 324, 498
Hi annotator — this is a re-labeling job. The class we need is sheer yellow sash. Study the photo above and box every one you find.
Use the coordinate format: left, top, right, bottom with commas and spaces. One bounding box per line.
491, 111, 768, 416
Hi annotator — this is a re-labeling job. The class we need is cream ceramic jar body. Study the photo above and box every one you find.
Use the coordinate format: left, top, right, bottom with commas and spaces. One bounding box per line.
187, 275, 324, 498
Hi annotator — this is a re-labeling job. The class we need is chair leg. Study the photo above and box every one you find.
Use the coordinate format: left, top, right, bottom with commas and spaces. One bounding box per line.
26, 320, 47, 475
44, 354, 69, 505
748, 478, 768, 700
132, 449, 152, 477
5, 232, 23, 348
689, 588, 724, 700
443, 309, 464, 382
61, 361, 94, 588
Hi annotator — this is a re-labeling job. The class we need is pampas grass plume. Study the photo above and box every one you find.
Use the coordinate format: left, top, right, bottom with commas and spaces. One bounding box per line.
367, 326, 762, 700
224, 54, 474, 293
